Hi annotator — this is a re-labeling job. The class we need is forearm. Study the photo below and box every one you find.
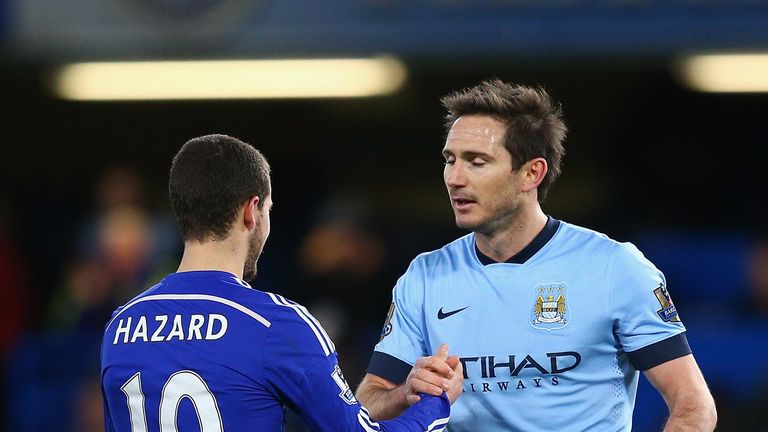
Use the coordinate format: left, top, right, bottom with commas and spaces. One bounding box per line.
644, 355, 717, 432
356, 381, 410, 420
662, 394, 717, 432
375, 393, 450, 432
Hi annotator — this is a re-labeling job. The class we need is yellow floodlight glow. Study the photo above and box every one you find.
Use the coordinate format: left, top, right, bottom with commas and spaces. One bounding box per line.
50, 57, 408, 100
677, 53, 768, 93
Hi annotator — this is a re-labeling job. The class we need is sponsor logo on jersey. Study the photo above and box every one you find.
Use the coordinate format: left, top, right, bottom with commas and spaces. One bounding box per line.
378, 302, 395, 342
653, 283, 681, 322
530, 282, 570, 331
331, 364, 357, 405
459, 351, 582, 392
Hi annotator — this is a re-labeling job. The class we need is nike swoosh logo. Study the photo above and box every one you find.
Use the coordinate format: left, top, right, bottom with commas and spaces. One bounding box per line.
437, 306, 469, 320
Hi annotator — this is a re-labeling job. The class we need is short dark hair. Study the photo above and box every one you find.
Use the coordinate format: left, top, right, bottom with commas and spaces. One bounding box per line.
441, 80, 567, 203
169, 134, 271, 242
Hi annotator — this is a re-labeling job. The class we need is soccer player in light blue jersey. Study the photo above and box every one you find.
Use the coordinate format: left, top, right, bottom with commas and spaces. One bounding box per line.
357, 81, 717, 431
101, 134, 462, 432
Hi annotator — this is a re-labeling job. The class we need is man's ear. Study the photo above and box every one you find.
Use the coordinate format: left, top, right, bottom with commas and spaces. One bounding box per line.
521, 158, 548, 193
243, 196, 261, 230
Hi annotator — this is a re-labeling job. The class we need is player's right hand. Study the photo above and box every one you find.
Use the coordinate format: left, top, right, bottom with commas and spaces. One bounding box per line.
404, 344, 463, 405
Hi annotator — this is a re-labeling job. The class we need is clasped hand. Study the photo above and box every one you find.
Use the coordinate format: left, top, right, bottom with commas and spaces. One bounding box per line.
403, 344, 463, 405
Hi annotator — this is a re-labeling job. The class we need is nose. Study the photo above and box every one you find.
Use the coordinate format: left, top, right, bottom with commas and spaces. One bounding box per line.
444, 161, 467, 188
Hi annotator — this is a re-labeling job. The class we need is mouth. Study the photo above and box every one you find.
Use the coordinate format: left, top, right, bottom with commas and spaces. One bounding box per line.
451, 197, 477, 211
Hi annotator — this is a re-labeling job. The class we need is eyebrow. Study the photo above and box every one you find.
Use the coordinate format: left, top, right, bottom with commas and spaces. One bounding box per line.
442, 149, 494, 160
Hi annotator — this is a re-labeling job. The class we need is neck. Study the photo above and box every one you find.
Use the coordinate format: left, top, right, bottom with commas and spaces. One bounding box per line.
177, 237, 245, 279
475, 204, 548, 263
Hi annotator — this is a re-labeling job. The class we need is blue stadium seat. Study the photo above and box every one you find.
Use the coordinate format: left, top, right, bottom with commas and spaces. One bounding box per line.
5, 332, 101, 432
631, 231, 751, 308
633, 317, 768, 430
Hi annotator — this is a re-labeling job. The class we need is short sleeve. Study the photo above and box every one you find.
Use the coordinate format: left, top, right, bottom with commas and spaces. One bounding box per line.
609, 242, 690, 370
367, 261, 429, 384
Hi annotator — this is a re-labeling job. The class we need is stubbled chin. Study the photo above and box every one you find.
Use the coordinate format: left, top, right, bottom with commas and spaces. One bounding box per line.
455, 214, 479, 231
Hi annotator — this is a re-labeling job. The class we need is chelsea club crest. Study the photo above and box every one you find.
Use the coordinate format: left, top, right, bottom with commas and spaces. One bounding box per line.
531, 283, 570, 331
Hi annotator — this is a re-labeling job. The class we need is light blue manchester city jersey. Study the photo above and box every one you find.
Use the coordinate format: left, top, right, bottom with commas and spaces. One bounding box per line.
369, 218, 690, 432
102, 271, 450, 432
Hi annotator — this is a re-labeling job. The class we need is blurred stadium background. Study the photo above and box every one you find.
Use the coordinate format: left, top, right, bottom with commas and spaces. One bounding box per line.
1, 1, 767, 430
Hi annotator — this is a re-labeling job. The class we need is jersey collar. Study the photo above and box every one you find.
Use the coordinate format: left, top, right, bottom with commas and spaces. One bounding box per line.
163, 270, 252, 288
475, 216, 561, 265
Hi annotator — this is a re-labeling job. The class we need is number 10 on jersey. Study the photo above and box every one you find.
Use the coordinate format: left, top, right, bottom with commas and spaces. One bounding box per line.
120, 370, 224, 432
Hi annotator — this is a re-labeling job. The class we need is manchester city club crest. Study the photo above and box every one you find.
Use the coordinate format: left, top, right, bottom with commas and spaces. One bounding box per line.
530, 283, 570, 331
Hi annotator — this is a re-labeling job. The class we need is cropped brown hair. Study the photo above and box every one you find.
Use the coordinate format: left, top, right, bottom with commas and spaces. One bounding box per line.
169, 134, 271, 242
441, 80, 567, 202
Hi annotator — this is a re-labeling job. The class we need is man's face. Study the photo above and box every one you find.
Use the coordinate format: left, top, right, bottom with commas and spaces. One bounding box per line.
443, 115, 524, 234
243, 194, 272, 281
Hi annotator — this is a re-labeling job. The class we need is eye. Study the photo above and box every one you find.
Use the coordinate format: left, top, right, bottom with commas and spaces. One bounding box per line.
470, 159, 487, 167
443, 157, 455, 165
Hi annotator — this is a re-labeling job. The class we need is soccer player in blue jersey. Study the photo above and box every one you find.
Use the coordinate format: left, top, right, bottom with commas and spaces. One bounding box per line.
100, 134, 462, 432
356, 81, 717, 431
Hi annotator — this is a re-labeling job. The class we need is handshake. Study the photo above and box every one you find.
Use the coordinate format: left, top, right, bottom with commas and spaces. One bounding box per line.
403, 344, 464, 405
357, 343, 464, 419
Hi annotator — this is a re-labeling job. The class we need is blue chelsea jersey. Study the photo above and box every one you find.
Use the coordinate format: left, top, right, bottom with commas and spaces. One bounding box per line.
368, 218, 690, 432
101, 270, 450, 432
